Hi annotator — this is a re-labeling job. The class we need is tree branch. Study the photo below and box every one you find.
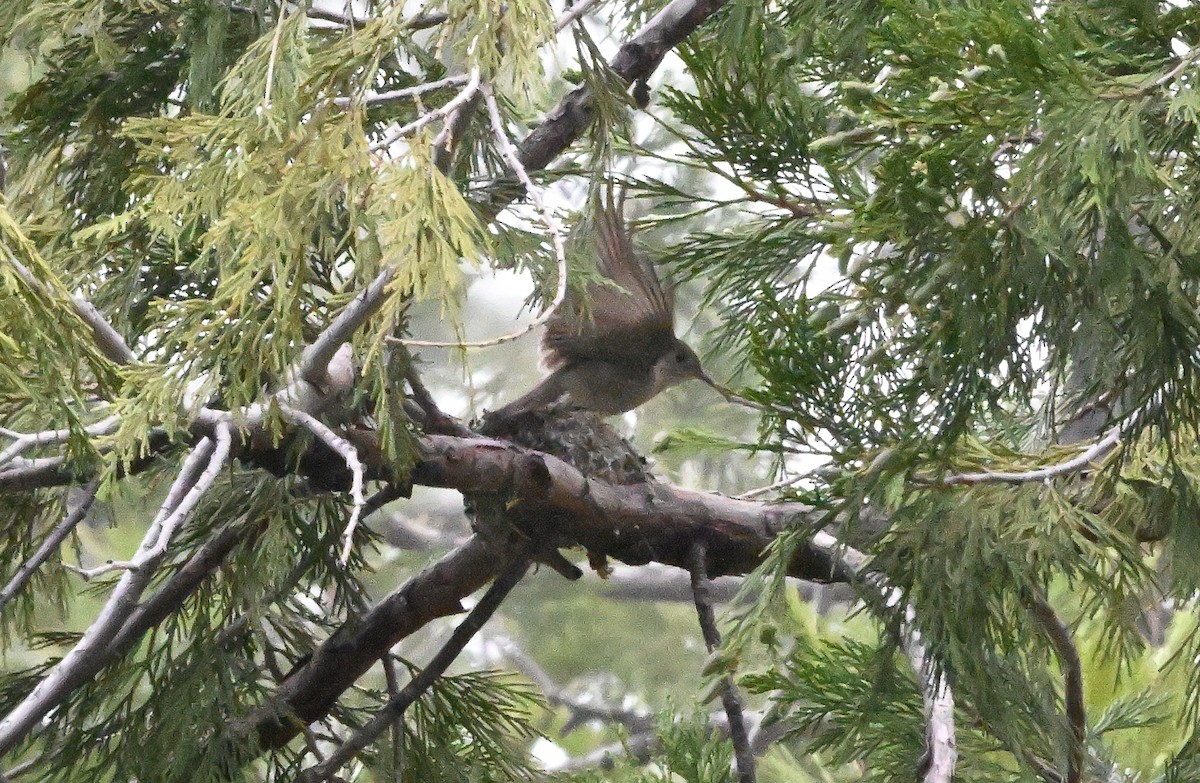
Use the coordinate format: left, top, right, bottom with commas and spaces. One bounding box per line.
0, 478, 100, 611
412, 434, 849, 580
689, 542, 756, 783
485, 634, 654, 734
388, 85, 570, 350
929, 425, 1121, 487
0, 426, 232, 757
478, 0, 732, 213
247, 535, 505, 749
238, 436, 853, 753
1027, 592, 1085, 783
297, 549, 532, 782
905, 611, 957, 783
5, 256, 136, 367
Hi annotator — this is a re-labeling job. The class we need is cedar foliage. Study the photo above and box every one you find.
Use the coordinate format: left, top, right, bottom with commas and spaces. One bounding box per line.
2, 0, 1200, 781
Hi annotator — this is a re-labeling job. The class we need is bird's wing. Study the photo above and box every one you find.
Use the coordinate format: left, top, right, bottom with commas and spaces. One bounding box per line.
543, 199, 675, 368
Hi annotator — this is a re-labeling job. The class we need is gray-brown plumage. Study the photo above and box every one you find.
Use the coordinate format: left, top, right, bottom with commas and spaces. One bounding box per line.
487, 199, 715, 421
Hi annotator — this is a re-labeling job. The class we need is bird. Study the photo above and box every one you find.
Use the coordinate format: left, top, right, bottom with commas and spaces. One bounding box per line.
486, 196, 717, 422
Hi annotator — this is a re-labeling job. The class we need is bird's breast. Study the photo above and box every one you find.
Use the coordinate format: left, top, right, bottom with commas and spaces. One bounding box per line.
558, 360, 661, 415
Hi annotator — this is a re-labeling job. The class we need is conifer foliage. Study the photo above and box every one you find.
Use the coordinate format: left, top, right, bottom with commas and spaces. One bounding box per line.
3, 0, 1200, 781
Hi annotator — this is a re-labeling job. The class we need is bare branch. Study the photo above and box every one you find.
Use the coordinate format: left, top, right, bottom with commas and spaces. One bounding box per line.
5, 256, 135, 366
278, 405, 365, 565
334, 74, 471, 109
248, 535, 504, 749
1099, 44, 1200, 100
495, 0, 732, 192
0, 425, 232, 756
557, 732, 658, 772
808, 536, 957, 783
412, 434, 852, 581
486, 634, 653, 733
0, 478, 100, 611
689, 542, 756, 783
264, 5, 292, 106
66, 424, 234, 580
104, 521, 254, 659
298, 550, 532, 783
927, 425, 1122, 487
370, 68, 482, 151
555, 0, 603, 31
736, 466, 821, 500
904, 611, 957, 783
304, 6, 447, 30
0, 415, 119, 469
405, 365, 475, 437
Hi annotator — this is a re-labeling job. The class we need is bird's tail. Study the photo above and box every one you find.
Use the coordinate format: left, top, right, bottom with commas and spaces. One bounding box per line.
479, 371, 567, 434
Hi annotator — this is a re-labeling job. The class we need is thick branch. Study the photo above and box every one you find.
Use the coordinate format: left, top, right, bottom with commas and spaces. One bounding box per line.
412, 435, 848, 580
249, 536, 504, 750
298, 550, 532, 782
240, 435, 851, 752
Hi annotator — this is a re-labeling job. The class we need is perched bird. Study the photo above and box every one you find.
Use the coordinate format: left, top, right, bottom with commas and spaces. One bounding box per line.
487, 198, 716, 421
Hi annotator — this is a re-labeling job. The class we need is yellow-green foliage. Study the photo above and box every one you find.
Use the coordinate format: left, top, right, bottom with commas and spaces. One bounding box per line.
443, 0, 553, 95
369, 139, 489, 359
0, 206, 118, 462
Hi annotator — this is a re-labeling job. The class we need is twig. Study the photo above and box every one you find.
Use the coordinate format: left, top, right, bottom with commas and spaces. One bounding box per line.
486, 634, 653, 732
264, 5, 291, 106
0, 478, 100, 610
362, 483, 409, 520
689, 542, 756, 783
643, 110, 818, 219
1026, 591, 1085, 783
66, 424, 233, 580
103, 521, 254, 658
735, 467, 820, 500
1021, 749, 1066, 783
334, 74, 471, 109
5, 256, 135, 366
810, 535, 957, 783
557, 732, 658, 772
297, 550, 533, 783
305, 6, 447, 30
0, 415, 119, 469
387, 85, 570, 351
405, 366, 475, 437
501, 0, 733, 182
1099, 45, 1200, 100
381, 654, 405, 776
431, 91, 482, 172
929, 425, 1122, 486
277, 405, 365, 566
555, 0, 603, 31
370, 68, 482, 151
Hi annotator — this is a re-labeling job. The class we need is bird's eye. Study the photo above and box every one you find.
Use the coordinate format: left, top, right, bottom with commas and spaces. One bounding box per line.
676, 351, 687, 363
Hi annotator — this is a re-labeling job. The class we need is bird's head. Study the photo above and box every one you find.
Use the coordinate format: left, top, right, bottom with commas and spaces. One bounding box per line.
652, 339, 715, 393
